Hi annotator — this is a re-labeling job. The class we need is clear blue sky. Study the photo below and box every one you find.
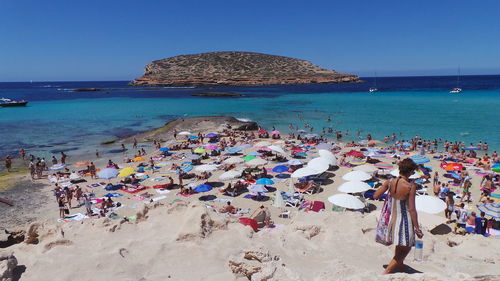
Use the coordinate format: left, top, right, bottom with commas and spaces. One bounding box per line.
1, 0, 499, 81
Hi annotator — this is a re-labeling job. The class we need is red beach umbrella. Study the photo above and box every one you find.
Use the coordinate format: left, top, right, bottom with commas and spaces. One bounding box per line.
258, 130, 267, 134
346, 150, 364, 158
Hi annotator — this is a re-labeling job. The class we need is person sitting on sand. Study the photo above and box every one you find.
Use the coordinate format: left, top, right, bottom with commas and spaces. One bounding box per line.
220, 202, 237, 214
251, 205, 272, 228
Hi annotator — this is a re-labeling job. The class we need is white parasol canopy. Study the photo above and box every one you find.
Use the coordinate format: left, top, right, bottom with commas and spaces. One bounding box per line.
254, 141, 271, 147
318, 149, 338, 165
291, 167, 318, 178
268, 145, 285, 154
178, 131, 192, 136
194, 164, 218, 172
338, 181, 371, 193
246, 158, 268, 166
223, 157, 245, 164
288, 159, 303, 166
247, 184, 268, 193
307, 157, 330, 174
390, 169, 420, 179
219, 170, 242, 181
342, 170, 371, 181
415, 195, 447, 214
353, 164, 378, 173
328, 194, 364, 209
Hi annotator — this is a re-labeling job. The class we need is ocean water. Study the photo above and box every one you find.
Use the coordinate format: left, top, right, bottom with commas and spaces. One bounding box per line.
0, 75, 499, 160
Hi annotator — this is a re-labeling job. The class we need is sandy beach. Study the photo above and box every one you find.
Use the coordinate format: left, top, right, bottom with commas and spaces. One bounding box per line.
1, 116, 499, 281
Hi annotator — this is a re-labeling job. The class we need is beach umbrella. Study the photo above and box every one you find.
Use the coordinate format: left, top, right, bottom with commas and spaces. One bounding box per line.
223, 157, 244, 164
464, 146, 479, 150
204, 144, 218, 150
194, 147, 206, 154
291, 167, 318, 178
271, 130, 281, 135
415, 195, 447, 214
133, 157, 145, 162
194, 184, 213, 193
254, 141, 271, 147
338, 181, 371, 193
492, 163, 500, 168
72, 161, 89, 168
118, 167, 135, 177
353, 165, 378, 173
410, 155, 430, 164
247, 158, 268, 166
268, 145, 285, 154
219, 170, 242, 181
256, 178, 275, 185
307, 157, 330, 173
442, 162, 464, 171
178, 164, 193, 174
205, 133, 218, 138
477, 203, 500, 220
316, 143, 334, 151
186, 153, 201, 160
328, 194, 364, 209
50, 164, 67, 171
243, 155, 257, 161
159, 147, 170, 152
272, 165, 289, 173
342, 171, 371, 181
272, 191, 285, 208
346, 150, 364, 158
304, 133, 320, 139
247, 184, 268, 193
189, 136, 198, 140
98, 168, 119, 179
402, 142, 411, 147
349, 159, 367, 166
178, 131, 192, 136
318, 150, 338, 166
374, 162, 393, 169
288, 159, 303, 166
194, 164, 218, 172
258, 129, 267, 134
248, 151, 262, 156
226, 147, 242, 154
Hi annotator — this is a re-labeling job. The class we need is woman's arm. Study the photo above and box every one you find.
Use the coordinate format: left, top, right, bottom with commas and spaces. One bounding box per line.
408, 183, 423, 238
373, 180, 389, 199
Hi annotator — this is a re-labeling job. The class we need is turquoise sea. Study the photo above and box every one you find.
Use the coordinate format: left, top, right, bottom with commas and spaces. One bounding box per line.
0, 75, 499, 160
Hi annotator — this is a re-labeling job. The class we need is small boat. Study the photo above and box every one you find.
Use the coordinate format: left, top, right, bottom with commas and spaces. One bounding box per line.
449, 67, 462, 94
0, 98, 28, 107
369, 87, 378, 93
369, 71, 379, 93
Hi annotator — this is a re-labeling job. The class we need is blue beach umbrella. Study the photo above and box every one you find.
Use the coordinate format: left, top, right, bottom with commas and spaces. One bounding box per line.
226, 147, 242, 154
248, 151, 262, 156
189, 136, 198, 139
160, 147, 170, 152
272, 165, 289, 173
256, 178, 275, 185
477, 203, 500, 220
205, 133, 218, 138
410, 155, 430, 164
492, 163, 500, 168
194, 184, 213, 193
98, 168, 119, 179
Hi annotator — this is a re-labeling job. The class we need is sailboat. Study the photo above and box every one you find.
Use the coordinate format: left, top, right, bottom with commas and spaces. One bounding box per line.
450, 68, 462, 93
369, 72, 378, 93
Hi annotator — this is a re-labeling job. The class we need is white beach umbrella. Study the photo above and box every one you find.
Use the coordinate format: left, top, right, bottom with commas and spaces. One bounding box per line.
178, 131, 192, 136
328, 194, 364, 209
318, 149, 338, 165
219, 170, 242, 181
254, 141, 271, 147
246, 158, 268, 166
342, 170, 371, 181
272, 190, 285, 208
288, 159, 303, 166
338, 181, 371, 193
304, 133, 320, 139
291, 167, 318, 178
307, 157, 330, 174
223, 157, 244, 164
353, 164, 378, 173
316, 143, 334, 151
194, 164, 218, 172
247, 184, 268, 193
390, 169, 420, 179
268, 145, 285, 154
415, 195, 447, 214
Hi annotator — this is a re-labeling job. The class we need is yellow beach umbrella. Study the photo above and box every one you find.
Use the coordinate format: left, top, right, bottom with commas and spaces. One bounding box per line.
118, 167, 135, 177
133, 156, 145, 162
194, 147, 206, 154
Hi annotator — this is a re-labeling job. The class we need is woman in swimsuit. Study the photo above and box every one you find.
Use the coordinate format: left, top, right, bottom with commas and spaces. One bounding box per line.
374, 158, 423, 274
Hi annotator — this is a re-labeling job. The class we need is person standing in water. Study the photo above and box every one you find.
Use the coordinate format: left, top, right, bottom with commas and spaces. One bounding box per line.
374, 158, 423, 274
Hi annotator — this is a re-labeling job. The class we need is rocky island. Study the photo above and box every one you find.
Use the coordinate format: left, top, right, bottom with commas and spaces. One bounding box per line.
130, 51, 360, 86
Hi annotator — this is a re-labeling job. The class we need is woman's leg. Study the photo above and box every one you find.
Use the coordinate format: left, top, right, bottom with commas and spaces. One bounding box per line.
384, 246, 412, 274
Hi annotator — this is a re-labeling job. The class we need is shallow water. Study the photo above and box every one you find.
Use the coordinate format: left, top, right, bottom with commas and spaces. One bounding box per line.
1, 75, 499, 160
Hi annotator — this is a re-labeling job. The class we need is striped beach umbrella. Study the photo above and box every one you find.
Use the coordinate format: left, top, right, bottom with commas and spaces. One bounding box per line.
72, 161, 89, 168
477, 203, 500, 220
349, 159, 367, 166
375, 162, 393, 169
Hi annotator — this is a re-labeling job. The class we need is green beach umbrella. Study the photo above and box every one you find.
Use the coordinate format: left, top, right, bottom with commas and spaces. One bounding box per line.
243, 155, 257, 161
194, 147, 206, 154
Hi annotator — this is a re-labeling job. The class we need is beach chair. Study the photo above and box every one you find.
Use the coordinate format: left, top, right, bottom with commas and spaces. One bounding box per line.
295, 181, 314, 194
279, 209, 291, 218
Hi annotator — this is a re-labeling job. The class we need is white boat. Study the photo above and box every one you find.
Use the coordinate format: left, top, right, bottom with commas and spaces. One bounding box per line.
369, 87, 378, 93
369, 71, 378, 93
449, 67, 462, 94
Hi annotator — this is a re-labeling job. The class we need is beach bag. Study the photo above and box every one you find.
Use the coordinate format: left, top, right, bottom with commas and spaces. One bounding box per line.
64, 207, 70, 215
375, 180, 393, 245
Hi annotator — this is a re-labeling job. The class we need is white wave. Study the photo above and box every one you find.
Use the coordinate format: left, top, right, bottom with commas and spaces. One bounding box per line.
460, 132, 470, 136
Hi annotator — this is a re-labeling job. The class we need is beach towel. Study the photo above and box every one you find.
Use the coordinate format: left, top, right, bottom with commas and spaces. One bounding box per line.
57, 213, 88, 222
211, 198, 233, 203
375, 190, 393, 246
311, 201, 325, 212
104, 193, 123, 198
239, 217, 258, 232
155, 189, 171, 194
121, 186, 148, 194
